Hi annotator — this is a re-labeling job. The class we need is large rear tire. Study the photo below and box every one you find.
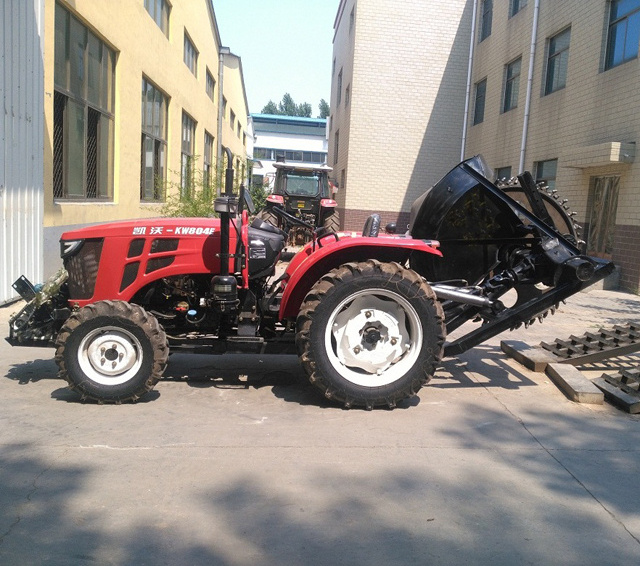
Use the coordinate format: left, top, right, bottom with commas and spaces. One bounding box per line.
296, 260, 445, 409
322, 210, 340, 233
55, 301, 168, 403
256, 208, 280, 230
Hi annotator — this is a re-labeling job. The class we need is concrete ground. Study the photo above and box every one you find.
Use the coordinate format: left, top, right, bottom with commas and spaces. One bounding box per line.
1, 288, 639, 565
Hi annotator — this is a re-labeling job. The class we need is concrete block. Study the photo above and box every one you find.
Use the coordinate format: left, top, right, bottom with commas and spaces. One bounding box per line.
501, 340, 557, 372
593, 377, 640, 414
546, 363, 604, 404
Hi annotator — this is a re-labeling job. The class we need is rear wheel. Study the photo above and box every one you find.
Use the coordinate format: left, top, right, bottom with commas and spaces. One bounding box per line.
55, 301, 168, 403
322, 210, 340, 233
256, 207, 280, 230
296, 260, 445, 409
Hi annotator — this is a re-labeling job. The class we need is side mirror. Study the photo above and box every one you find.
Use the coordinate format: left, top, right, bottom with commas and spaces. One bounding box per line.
240, 184, 255, 215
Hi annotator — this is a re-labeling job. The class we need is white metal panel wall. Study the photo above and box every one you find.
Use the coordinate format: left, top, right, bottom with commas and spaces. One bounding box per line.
1, 0, 45, 304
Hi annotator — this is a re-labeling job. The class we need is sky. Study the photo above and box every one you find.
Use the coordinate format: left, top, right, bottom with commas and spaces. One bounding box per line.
212, 0, 339, 117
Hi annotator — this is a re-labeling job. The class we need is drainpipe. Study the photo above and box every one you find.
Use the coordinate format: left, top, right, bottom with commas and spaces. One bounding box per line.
216, 47, 230, 195
519, 0, 540, 174
461, 0, 479, 161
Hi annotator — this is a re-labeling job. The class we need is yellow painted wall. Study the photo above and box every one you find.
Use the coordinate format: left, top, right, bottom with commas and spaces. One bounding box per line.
43, 0, 248, 229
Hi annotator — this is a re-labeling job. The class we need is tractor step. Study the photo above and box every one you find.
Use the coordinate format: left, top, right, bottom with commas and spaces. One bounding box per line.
540, 322, 640, 365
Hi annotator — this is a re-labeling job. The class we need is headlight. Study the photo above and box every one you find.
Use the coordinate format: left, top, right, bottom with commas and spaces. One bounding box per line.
60, 239, 84, 259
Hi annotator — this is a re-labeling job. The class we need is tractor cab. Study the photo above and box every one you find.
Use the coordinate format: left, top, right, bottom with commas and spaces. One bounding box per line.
258, 162, 339, 237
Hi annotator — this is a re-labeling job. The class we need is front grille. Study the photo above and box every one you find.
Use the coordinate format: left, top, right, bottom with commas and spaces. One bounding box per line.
64, 239, 104, 300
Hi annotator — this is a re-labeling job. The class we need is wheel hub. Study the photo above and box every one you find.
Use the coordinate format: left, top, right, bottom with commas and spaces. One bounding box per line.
331, 295, 412, 375
78, 327, 144, 385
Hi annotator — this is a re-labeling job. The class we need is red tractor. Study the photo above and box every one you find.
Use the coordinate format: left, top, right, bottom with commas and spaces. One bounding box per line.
257, 161, 339, 243
7, 151, 613, 409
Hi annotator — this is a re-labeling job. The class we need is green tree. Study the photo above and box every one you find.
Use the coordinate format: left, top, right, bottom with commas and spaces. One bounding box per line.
261, 93, 313, 117
318, 99, 330, 119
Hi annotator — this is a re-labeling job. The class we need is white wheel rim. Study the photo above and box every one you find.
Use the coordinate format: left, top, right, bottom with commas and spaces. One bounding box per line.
325, 289, 423, 387
77, 326, 143, 385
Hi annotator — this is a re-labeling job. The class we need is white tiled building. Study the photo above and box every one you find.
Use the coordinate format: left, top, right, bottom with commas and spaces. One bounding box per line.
330, 0, 640, 292
251, 114, 328, 189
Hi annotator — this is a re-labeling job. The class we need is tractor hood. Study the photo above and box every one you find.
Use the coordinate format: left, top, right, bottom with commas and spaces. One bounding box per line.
61, 217, 221, 241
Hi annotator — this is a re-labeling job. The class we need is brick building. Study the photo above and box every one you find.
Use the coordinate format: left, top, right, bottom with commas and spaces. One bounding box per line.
330, 0, 640, 292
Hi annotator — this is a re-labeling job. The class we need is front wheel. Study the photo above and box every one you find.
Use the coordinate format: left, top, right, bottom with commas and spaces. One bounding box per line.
296, 260, 445, 409
55, 301, 168, 403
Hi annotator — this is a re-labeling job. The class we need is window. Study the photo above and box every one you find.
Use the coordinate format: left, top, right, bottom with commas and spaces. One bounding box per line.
203, 131, 214, 193
503, 57, 521, 112
144, 0, 170, 36
140, 78, 168, 201
480, 0, 493, 41
337, 69, 343, 105
206, 69, 215, 101
181, 112, 195, 196
350, 7, 355, 34
509, 0, 527, 18
230, 109, 236, 129
53, 4, 114, 199
237, 123, 241, 138
473, 78, 487, 125
545, 28, 571, 94
586, 176, 620, 259
222, 96, 227, 118
184, 32, 197, 76
345, 84, 350, 106
605, 0, 640, 69
496, 166, 512, 181
535, 158, 557, 190
334, 130, 339, 165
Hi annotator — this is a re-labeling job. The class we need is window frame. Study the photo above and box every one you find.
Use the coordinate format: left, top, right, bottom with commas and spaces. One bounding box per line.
509, 0, 527, 18
480, 0, 493, 42
605, 0, 640, 70
545, 27, 571, 95
140, 77, 168, 202
144, 0, 170, 37
183, 31, 198, 76
206, 68, 215, 102
181, 111, 196, 196
53, 3, 115, 200
503, 57, 522, 113
473, 78, 487, 125
534, 158, 558, 191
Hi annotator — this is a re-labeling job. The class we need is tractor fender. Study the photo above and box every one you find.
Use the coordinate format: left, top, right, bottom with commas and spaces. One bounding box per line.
279, 236, 441, 320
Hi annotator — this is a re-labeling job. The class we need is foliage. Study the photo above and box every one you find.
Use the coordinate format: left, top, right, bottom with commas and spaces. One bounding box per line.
160, 164, 218, 218
318, 99, 330, 119
249, 182, 268, 212
261, 93, 312, 117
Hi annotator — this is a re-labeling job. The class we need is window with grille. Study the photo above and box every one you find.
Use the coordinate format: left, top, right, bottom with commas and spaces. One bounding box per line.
53, 3, 114, 200
140, 77, 168, 201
